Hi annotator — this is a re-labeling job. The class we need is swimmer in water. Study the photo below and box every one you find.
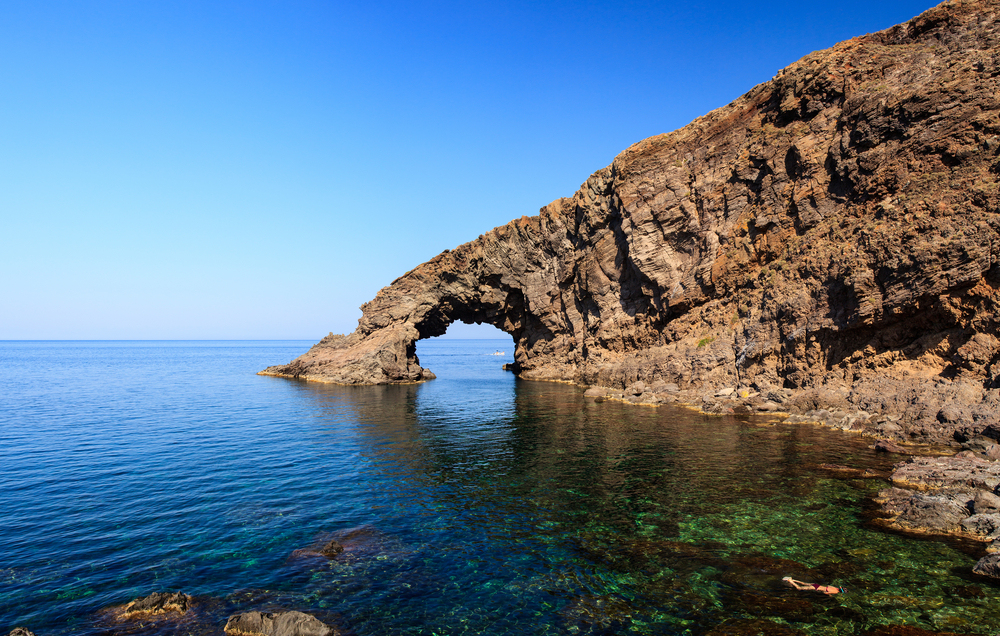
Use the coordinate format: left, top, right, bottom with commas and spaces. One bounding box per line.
782, 576, 843, 595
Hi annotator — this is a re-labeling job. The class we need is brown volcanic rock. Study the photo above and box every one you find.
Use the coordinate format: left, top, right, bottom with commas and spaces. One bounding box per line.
116, 591, 192, 619
874, 455, 1000, 579
263, 0, 1000, 442
224, 610, 335, 636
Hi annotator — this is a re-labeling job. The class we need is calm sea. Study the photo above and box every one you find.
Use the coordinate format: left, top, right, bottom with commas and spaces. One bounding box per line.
1, 340, 996, 635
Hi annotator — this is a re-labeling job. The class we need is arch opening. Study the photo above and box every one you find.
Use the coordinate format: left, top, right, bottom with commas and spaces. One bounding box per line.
413, 321, 517, 381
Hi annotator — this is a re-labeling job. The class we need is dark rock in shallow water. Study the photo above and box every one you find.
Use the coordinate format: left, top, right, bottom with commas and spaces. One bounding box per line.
571, 536, 716, 573
863, 626, 977, 636
812, 560, 862, 579
704, 618, 805, 635
945, 583, 986, 599
224, 610, 335, 636
318, 538, 344, 557
729, 554, 812, 577
117, 591, 191, 619
973, 553, 1000, 579
559, 595, 636, 633
875, 440, 907, 454
818, 605, 866, 624
731, 591, 815, 623
291, 525, 405, 563
818, 463, 886, 479
718, 554, 818, 591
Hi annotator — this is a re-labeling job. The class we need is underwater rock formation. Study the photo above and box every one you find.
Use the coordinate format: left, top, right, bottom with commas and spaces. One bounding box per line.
263, 0, 1000, 443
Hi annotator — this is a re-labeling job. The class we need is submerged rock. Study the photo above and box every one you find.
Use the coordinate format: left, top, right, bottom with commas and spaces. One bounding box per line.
318, 538, 344, 557
704, 618, 805, 635
863, 626, 977, 636
730, 591, 815, 623
818, 464, 886, 479
291, 526, 407, 565
875, 440, 907, 455
559, 595, 636, 633
224, 610, 334, 636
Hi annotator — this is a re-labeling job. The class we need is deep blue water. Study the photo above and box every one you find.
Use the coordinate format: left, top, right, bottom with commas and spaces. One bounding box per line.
1, 340, 998, 635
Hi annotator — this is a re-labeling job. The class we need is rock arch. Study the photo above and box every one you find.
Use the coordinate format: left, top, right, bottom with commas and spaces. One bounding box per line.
262, 0, 1000, 451
259, 195, 607, 385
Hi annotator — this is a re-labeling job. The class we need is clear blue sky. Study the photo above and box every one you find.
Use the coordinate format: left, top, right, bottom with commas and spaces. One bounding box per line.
1, 0, 935, 340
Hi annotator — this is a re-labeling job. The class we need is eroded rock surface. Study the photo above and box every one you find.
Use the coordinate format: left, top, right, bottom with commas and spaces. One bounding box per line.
263, 0, 1000, 443
116, 591, 191, 620
224, 610, 335, 636
876, 455, 1000, 578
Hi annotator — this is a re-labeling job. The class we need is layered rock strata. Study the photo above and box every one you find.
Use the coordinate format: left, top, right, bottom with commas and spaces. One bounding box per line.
876, 454, 1000, 578
263, 0, 1000, 444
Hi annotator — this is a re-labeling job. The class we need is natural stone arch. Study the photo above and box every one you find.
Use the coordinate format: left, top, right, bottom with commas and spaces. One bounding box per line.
262, 0, 1000, 454
260, 203, 586, 385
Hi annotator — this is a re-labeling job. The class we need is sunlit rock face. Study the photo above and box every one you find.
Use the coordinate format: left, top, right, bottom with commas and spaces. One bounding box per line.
262, 0, 1000, 443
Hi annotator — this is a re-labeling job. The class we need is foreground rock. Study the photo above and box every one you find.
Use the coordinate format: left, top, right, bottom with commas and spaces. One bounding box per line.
7, 629, 35, 636
263, 0, 1000, 444
224, 610, 335, 636
876, 455, 1000, 578
116, 591, 192, 619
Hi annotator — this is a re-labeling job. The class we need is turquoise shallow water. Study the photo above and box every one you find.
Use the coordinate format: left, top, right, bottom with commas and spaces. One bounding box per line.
1, 339, 997, 635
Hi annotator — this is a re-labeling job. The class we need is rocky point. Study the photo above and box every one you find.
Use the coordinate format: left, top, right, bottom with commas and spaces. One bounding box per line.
262, 0, 1000, 446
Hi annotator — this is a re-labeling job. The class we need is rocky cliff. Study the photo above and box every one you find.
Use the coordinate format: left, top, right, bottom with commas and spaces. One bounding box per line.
263, 0, 1000, 445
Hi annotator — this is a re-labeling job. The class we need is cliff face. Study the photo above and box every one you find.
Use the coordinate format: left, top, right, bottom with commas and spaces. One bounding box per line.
263, 0, 1000, 444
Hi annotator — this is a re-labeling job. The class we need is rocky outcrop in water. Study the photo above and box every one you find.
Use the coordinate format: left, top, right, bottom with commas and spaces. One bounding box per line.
262, 0, 1000, 444
875, 455, 1000, 578
116, 591, 191, 619
224, 610, 335, 636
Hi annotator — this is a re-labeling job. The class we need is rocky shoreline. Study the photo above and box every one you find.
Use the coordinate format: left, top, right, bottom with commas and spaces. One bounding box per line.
873, 452, 1000, 580
579, 377, 1000, 448
584, 379, 1000, 586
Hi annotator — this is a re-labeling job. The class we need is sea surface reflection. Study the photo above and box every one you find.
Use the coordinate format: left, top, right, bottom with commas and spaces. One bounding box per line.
1, 340, 997, 635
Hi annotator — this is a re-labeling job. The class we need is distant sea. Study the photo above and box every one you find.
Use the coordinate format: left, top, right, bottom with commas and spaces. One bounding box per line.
1, 340, 997, 635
